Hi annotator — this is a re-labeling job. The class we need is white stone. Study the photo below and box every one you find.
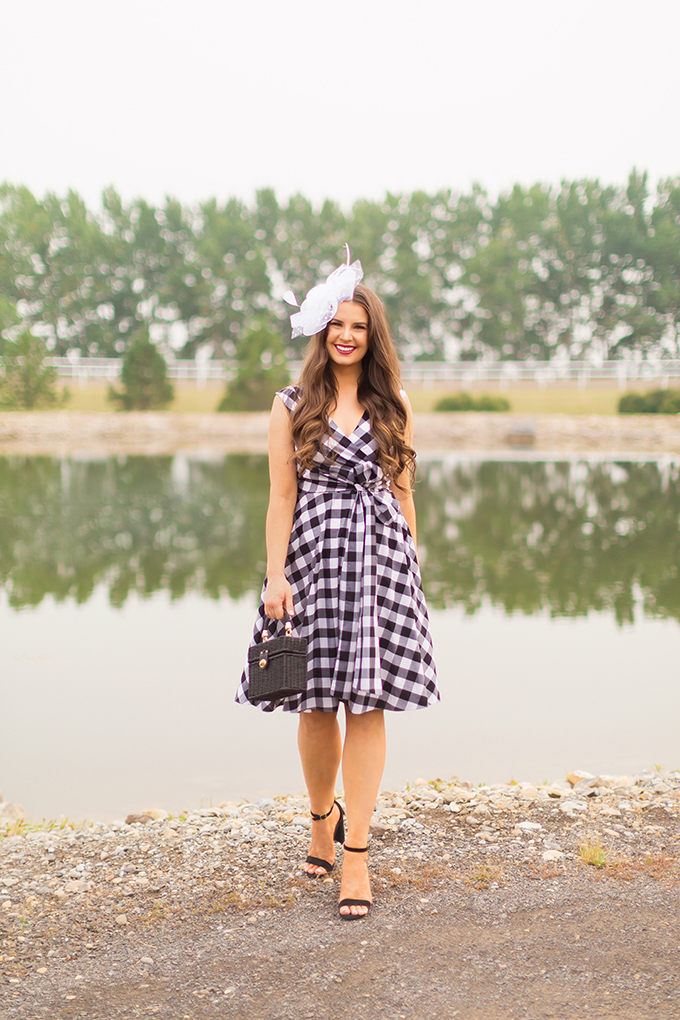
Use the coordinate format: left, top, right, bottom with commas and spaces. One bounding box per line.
560, 800, 587, 814
413, 788, 439, 801
592, 776, 616, 789
0, 803, 26, 822
566, 771, 595, 786
542, 849, 564, 862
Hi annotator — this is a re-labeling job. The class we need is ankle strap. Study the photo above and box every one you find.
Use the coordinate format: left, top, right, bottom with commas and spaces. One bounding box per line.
344, 844, 369, 853
310, 802, 336, 822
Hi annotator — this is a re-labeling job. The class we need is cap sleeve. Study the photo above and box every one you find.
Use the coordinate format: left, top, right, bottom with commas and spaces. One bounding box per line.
275, 385, 301, 414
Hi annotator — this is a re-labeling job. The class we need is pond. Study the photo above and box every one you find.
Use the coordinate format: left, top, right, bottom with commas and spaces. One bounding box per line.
1, 453, 679, 822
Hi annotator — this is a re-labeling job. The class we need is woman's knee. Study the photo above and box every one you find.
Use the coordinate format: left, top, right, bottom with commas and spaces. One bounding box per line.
344, 708, 385, 734
298, 709, 339, 735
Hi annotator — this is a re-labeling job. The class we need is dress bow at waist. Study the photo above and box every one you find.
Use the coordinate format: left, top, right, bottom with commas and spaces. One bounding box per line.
298, 465, 406, 695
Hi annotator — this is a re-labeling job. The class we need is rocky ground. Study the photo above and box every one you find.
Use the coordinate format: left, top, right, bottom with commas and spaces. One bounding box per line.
1, 768, 679, 1019
1, 410, 680, 456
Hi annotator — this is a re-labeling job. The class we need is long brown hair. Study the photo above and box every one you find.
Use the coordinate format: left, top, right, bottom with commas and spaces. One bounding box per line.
291, 284, 415, 486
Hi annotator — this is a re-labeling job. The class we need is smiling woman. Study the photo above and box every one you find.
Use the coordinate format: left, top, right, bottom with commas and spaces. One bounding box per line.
236, 250, 439, 919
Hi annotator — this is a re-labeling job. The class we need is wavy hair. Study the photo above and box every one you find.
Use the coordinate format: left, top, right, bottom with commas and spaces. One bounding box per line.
290, 284, 415, 488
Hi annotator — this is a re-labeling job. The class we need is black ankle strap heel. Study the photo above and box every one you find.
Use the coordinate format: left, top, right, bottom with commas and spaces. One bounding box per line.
304, 800, 346, 877
310, 804, 334, 821
338, 843, 372, 920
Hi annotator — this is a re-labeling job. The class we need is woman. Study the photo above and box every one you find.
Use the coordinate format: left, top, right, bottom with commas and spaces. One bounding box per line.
236, 251, 439, 919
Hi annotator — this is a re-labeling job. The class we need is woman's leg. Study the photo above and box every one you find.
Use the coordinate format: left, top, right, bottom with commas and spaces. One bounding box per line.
339, 708, 386, 916
297, 710, 343, 875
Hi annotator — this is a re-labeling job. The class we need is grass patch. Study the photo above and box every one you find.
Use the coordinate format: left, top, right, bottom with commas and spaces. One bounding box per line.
59, 381, 226, 414
579, 838, 609, 869
407, 385, 633, 416
51, 381, 663, 416
0, 816, 81, 840
434, 393, 510, 412
612, 853, 680, 883
466, 864, 502, 890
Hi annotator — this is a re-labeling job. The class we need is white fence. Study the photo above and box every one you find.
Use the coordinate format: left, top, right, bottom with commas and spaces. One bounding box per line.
15, 356, 680, 390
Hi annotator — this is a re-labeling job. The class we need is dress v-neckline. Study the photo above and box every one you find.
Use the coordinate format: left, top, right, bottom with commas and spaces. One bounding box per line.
329, 409, 368, 440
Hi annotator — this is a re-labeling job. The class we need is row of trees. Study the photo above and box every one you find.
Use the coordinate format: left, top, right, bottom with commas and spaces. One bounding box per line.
1, 455, 678, 624
1, 172, 679, 366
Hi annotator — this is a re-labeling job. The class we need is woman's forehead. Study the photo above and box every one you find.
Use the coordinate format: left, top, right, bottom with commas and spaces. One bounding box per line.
335, 300, 368, 321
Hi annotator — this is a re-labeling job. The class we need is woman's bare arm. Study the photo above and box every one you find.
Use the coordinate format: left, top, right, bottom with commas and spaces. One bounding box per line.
263, 395, 298, 619
390, 393, 417, 549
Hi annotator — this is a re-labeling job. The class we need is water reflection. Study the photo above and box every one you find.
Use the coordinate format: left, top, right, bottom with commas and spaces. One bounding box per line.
415, 456, 680, 624
0, 455, 269, 608
0, 454, 678, 624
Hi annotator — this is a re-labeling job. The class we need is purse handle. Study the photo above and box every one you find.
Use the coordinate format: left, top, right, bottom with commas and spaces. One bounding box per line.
262, 609, 293, 643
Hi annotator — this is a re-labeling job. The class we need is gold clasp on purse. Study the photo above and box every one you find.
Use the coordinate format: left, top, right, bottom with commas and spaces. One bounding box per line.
259, 628, 270, 669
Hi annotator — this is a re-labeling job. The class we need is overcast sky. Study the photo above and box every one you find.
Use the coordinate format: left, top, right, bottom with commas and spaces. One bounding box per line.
3, 0, 679, 210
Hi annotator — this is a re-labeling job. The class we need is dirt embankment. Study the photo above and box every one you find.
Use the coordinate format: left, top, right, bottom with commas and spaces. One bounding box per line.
1, 410, 680, 456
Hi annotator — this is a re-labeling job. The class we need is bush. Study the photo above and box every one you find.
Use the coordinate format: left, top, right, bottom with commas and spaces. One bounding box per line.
108, 329, 174, 410
0, 330, 65, 409
434, 393, 510, 412
618, 389, 680, 414
218, 324, 289, 412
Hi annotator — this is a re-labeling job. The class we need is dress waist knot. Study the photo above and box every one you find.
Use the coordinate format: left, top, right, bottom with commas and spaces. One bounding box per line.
299, 463, 403, 695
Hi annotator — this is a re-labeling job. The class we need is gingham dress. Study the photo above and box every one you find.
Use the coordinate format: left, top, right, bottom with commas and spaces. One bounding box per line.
235, 385, 439, 714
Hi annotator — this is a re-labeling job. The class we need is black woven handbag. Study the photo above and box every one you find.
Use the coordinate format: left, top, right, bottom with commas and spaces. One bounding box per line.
247, 611, 308, 703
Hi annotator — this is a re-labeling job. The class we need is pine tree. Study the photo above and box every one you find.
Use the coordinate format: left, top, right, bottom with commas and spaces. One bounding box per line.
0, 330, 64, 409
108, 329, 175, 410
218, 324, 289, 412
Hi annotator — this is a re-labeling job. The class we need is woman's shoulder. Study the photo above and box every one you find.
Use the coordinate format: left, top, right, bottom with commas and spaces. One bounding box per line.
275, 385, 302, 413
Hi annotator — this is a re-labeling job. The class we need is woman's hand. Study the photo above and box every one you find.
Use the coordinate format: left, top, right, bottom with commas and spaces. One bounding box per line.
264, 574, 294, 620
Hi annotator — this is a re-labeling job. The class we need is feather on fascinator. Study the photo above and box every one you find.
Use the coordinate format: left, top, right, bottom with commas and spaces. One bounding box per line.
283, 244, 363, 339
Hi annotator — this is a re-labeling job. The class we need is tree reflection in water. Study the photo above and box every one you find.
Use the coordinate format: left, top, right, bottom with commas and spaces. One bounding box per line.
415, 457, 680, 624
0, 455, 678, 624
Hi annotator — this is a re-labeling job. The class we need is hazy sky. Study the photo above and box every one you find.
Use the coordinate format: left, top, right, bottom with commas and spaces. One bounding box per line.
3, 0, 679, 210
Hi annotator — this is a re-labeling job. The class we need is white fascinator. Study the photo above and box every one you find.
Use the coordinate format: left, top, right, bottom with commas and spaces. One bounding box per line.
283, 244, 363, 339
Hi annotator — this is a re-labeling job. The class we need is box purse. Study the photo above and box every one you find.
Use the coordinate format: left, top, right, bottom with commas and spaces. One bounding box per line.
247, 610, 308, 703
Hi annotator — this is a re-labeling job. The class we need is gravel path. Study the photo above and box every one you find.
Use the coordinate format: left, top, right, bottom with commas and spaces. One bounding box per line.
2, 769, 679, 1018
1, 410, 680, 455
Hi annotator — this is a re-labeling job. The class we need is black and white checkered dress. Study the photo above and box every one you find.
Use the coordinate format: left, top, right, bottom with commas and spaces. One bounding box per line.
235, 386, 439, 714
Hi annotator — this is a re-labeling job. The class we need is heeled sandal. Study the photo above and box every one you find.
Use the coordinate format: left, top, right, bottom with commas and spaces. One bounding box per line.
338, 844, 372, 919
304, 800, 345, 876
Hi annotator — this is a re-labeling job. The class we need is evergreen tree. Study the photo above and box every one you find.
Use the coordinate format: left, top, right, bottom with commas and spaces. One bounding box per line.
0, 329, 64, 409
218, 323, 289, 411
107, 329, 174, 410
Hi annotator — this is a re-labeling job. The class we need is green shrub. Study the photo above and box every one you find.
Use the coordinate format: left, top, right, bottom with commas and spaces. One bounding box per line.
618, 389, 680, 414
434, 393, 510, 412
108, 329, 174, 410
0, 330, 65, 409
218, 324, 289, 412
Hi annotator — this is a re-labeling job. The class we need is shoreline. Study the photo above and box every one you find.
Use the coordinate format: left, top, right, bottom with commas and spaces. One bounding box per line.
2, 764, 678, 838
1, 409, 680, 456
2, 768, 678, 1017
